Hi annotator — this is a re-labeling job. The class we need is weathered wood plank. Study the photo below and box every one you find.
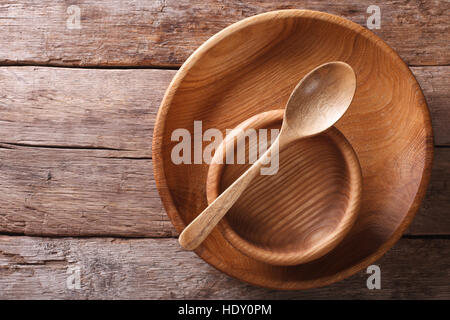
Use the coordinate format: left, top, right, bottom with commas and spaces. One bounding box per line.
0, 1, 448, 67
0, 145, 448, 237
0, 146, 175, 237
0, 236, 448, 299
0, 66, 448, 148
0, 146, 450, 237
412, 67, 450, 146
0, 67, 176, 154
0, 66, 448, 237
410, 147, 450, 235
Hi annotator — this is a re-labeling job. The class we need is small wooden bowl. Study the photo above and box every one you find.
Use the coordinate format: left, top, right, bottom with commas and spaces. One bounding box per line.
153, 10, 433, 289
206, 110, 362, 266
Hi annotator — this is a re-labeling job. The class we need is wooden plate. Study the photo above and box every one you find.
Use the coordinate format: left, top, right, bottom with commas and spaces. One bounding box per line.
152, 10, 433, 289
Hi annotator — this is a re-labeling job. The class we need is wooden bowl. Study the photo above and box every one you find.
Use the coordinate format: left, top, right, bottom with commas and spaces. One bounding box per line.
206, 110, 362, 266
152, 10, 433, 289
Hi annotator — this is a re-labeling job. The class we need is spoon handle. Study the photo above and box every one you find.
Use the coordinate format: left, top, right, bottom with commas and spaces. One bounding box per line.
178, 137, 281, 250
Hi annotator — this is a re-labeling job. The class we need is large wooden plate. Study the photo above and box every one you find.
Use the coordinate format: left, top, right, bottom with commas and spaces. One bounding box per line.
152, 10, 433, 289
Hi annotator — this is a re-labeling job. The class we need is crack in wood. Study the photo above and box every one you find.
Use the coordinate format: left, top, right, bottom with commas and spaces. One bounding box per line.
1, 142, 130, 151
0, 62, 181, 70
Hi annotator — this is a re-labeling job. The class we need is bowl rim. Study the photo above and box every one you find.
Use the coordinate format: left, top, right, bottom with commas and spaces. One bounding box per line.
205, 110, 363, 266
152, 9, 434, 289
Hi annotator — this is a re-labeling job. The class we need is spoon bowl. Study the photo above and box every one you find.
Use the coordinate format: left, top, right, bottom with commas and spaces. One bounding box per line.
282, 62, 356, 139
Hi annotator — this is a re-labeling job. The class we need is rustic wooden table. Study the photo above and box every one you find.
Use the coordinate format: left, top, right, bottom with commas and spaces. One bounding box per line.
0, 1, 448, 299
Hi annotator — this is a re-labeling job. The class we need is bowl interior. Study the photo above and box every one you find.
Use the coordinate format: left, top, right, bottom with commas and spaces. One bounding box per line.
153, 10, 432, 289
206, 110, 362, 266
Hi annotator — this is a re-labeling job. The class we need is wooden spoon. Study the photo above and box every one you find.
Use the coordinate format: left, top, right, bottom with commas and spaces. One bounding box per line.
179, 61, 357, 251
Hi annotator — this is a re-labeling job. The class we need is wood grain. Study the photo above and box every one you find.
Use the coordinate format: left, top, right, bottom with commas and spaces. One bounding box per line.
0, 66, 447, 237
0, 67, 447, 147
412, 66, 450, 146
0, 1, 447, 67
152, 10, 434, 289
0, 146, 175, 237
0, 67, 176, 154
0, 236, 448, 299
410, 148, 450, 235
